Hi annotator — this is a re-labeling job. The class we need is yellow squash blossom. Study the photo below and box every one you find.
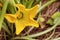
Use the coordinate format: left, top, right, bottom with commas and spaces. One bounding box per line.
5, 4, 39, 35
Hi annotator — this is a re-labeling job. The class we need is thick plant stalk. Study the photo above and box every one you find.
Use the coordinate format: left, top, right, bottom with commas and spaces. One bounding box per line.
0, 0, 9, 30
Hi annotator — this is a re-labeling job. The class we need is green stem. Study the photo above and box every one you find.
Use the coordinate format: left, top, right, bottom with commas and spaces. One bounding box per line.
37, 0, 56, 13
23, 23, 57, 37
12, 37, 36, 40
0, 0, 9, 30
10, 0, 15, 5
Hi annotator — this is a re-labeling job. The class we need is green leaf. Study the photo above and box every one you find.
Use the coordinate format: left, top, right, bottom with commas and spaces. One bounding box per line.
33, 0, 41, 6
54, 17, 60, 25
47, 12, 60, 25
52, 12, 60, 25
47, 19, 54, 25
52, 12, 60, 19
7, 0, 16, 14
26, 0, 34, 8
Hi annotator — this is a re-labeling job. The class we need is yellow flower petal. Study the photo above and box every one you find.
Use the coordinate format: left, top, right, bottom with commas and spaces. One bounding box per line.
5, 14, 16, 23
15, 4, 25, 18
5, 4, 39, 35
27, 5, 39, 18
15, 10, 22, 18
22, 18, 39, 28
27, 18, 39, 27
16, 4, 25, 12
15, 20, 26, 35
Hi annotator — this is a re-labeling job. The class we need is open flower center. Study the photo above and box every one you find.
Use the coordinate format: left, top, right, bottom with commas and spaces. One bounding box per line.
17, 12, 23, 20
